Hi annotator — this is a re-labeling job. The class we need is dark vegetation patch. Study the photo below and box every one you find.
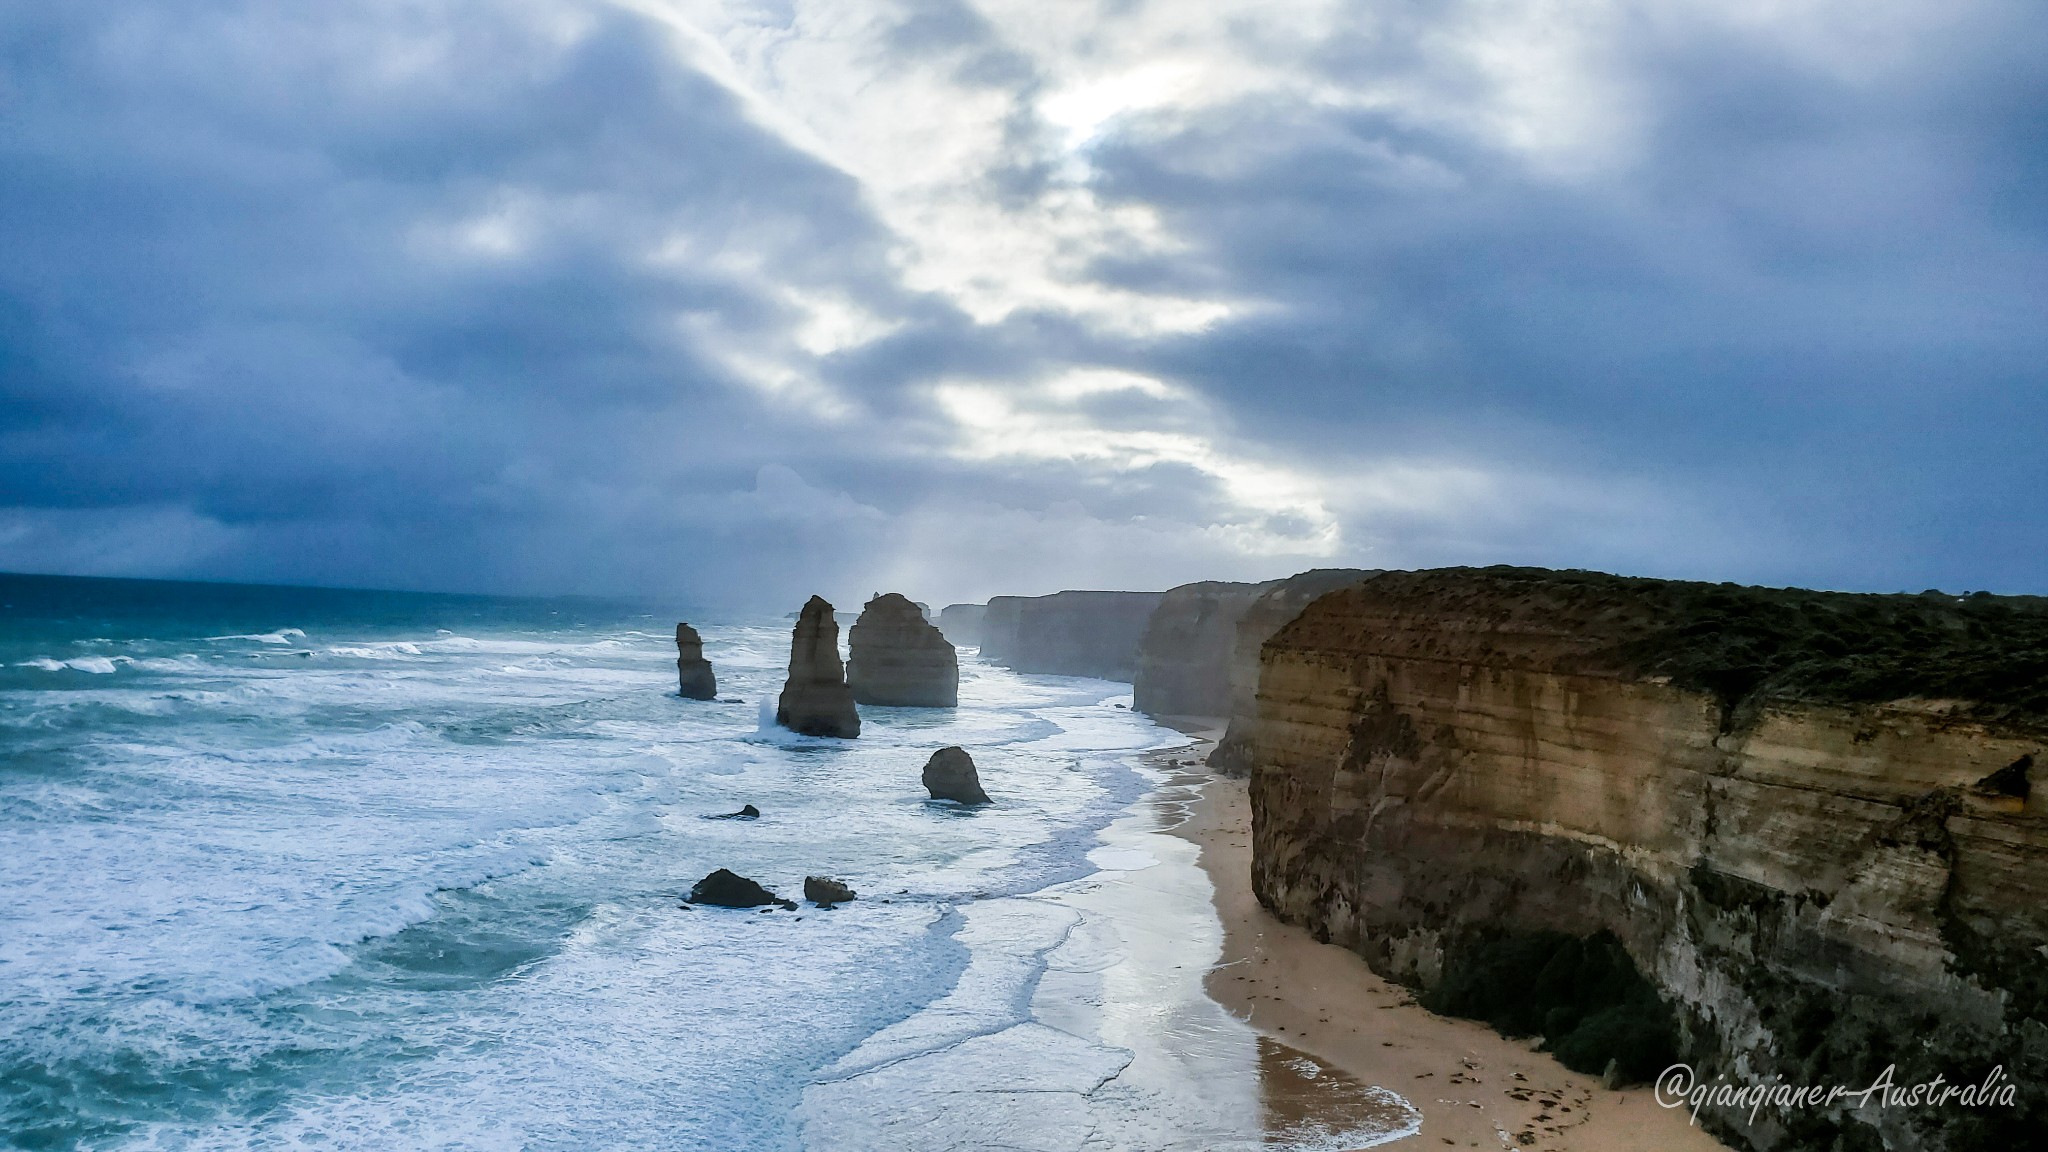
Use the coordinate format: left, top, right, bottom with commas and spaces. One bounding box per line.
1974, 754, 2033, 800
1421, 929, 1677, 1084
1737, 961, 2043, 1152
1689, 862, 1787, 917
1358, 568, 2048, 731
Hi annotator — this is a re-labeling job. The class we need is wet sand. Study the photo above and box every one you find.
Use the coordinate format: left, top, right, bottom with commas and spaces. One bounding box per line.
1161, 752, 1730, 1152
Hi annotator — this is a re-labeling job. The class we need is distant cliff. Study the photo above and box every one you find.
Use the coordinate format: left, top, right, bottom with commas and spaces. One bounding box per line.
935, 603, 986, 648
1202, 569, 1376, 771
977, 590, 1164, 681
1249, 568, 2048, 1151
1132, 580, 1279, 718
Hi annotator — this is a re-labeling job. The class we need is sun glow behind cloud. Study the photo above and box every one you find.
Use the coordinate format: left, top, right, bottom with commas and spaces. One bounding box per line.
935, 369, 1341, 557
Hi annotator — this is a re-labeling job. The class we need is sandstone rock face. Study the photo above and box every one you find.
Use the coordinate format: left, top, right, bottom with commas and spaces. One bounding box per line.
1206, 569, 1377, 774
977, 590, 1164, 681
775, 596, 860, 738
1249, 568, 2048, 1151
674, 622, 718, 700
922, 746, 991, 805
1133, 579, 1280, 719
848, 593, 958, 707
936, 603, 986, 647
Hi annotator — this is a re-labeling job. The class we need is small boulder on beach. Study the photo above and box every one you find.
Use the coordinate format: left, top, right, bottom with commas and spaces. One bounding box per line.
687, 868, 794, 909
804, 876, 857, 907
922, 746, 991, 805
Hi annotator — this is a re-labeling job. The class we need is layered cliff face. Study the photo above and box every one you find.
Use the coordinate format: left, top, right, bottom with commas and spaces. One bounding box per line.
935, 603, 986, 648
1249, 569, 2048, 1152
674, 622, 717, 700
848, 593, 958, 707
775, 595, 860, 738
977, 590, 1164, 681
1205, 569, 1376, 773
1131, 580, 1280, 719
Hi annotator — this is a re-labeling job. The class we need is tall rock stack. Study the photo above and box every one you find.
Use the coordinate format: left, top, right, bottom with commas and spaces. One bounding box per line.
674, 622, 717, 700
775, 596, 861, 738
847, 593, 959, 707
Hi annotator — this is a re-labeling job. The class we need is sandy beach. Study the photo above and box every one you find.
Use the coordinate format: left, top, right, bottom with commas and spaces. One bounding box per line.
1154, 743, 1730, 1152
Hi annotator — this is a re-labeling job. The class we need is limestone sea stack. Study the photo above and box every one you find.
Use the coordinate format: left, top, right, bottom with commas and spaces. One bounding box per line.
922, 746, 990, 805
775, 595, 860, 738
848, 593, 958, 707
674, 622, 717, 700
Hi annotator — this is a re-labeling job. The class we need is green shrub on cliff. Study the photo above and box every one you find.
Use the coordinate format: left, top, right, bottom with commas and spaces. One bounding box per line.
1351, 567, 2048, 731
1422, 928, 1678, 1084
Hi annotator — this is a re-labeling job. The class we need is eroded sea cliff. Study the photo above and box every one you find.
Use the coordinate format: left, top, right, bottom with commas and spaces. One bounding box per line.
1247, 568, 2048, 1152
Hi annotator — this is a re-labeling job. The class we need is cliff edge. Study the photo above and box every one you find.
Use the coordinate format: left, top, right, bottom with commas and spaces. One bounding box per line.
978, 590, 1164, 681
1203, 569, 1376, 773
1132, 579, 1279, 719
1250, 567, 2048, 1152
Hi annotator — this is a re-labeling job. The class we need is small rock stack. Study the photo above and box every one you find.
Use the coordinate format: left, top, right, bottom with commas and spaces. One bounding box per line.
675, 622, 717, 700
847, 593, 958, 707
775, 596, 861, 738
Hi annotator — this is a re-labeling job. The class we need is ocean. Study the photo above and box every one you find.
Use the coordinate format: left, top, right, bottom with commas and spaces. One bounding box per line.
0, 572, 1414, 1151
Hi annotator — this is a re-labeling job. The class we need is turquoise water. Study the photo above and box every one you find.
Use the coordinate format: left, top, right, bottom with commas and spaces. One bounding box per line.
0, 573, 1167, 1150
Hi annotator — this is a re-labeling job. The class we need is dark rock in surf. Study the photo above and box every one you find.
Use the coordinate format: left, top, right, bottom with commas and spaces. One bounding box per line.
922, 746, 991, 805
675, 622, 718, 700
804, 876, 857, 907
705, 804, 760, 820
687, 868, 794, 909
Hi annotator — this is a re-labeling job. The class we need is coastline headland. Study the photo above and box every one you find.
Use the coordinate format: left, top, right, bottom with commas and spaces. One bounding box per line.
937, 565, 2048, 1151
1246, 567, 2048, 1152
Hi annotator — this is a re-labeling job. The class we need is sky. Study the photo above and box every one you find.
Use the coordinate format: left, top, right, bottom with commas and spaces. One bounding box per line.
2, 0, 2043, 609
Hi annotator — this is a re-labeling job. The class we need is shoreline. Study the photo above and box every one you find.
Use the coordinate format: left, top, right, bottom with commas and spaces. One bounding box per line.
1154, 741, 1730, 1151
798, 714, 1423, 1151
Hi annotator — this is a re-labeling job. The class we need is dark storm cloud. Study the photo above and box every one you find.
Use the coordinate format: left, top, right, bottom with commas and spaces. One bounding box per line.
0, 2, 938, 600
1, 0, 2043, 603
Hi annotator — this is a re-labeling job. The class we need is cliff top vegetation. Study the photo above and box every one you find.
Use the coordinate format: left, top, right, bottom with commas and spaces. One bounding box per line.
1286, 567, 2048, 731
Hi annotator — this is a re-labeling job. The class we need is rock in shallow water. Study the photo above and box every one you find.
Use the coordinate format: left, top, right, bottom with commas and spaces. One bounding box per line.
687, 868, 794, 909
922, 746, 990, 805
804, 876, 857, 907
674, 622, 718, 700
775, 596, 860, 738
